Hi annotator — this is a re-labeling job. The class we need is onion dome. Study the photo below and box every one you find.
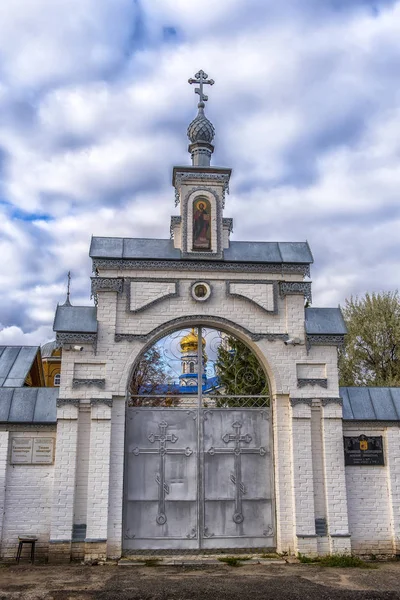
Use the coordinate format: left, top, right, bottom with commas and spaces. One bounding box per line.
187, 104, 215, 145
180, 328, 206, 353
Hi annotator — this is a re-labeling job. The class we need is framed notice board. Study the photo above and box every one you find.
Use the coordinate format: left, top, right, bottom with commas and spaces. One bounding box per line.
343, 435, 384, 466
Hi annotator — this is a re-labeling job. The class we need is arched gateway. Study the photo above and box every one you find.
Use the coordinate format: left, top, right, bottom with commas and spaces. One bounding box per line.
124, 326, 273, 550
49, 71, 349, 562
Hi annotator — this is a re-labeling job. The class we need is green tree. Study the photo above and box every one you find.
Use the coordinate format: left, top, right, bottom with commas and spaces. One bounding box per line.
339, 291, 400, 386
214, 336, 269, 406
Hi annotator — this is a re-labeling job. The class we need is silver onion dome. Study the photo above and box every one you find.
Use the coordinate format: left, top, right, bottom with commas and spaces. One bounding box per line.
187, 104, 215, 144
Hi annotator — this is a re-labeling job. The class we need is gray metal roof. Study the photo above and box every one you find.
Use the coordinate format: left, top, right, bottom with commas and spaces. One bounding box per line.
53, 305, 97, 333
0, 346, 40, 387
41, 340, 58, 358
90, 237, 314, 264
0, 387, 58, 423
305, 308, 347, 335
341, 387, 400, 421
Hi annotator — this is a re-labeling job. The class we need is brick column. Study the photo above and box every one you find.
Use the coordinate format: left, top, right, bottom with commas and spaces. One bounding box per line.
321, 399, 351, 554
273, 394, 295, 554
85, 399, 112, 561
49, 400, 79, 562
0, 431, 9, 552
386, 428, 400, 554
290, 398, 318, 556
106, 396, 125, 559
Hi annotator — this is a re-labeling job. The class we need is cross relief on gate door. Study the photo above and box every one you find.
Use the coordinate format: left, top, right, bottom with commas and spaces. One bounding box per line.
207, 421, 267, 524
132, 420, 193, 525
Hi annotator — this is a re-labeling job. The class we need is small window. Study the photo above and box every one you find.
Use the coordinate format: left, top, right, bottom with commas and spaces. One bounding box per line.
54, 373, 61, 386
189, 362, 195, 374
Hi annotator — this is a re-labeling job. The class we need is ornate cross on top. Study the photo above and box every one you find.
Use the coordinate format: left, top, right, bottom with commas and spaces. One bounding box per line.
62, 270, 72, 307
188, 70, 214, 106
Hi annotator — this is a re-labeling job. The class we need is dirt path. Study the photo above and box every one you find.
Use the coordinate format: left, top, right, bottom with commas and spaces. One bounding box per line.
1, 562, 400, 599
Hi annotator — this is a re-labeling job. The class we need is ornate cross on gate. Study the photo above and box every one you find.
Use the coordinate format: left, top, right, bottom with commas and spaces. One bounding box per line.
188, 70, 215, 105
207, 421, 267, 524
132, 420, 193, 525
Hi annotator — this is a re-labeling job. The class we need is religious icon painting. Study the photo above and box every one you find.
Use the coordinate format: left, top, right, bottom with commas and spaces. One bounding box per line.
192, 198, 211, 250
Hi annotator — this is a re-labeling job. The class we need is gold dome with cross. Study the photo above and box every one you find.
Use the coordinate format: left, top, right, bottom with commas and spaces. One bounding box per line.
180, 328, 206, 353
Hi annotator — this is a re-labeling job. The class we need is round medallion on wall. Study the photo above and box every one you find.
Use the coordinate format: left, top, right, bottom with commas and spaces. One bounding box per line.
191, 281, 211, 302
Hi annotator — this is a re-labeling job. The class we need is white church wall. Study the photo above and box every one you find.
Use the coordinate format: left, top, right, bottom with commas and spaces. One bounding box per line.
344, 424, 394, 555
107, 397, 125, 558
0, 429, 56, 560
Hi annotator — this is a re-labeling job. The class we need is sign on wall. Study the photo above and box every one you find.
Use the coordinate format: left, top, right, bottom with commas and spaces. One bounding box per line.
343, 435, 384, 466
10, 437, 55, 465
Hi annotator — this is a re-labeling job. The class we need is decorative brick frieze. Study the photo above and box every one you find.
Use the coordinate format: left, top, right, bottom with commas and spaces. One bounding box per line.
90, 398, 113, 407
223, 217, 233, 233
170, 216, 182, 239
306, 334, 345, 349
290, 398, 313, 407
174, 171, 230, 207
92, 258, 310, 277
57, 398, 80, 407
56, 332, 97, 352
90, 277, 123, 305
297, 378, 328, 389
320, 398, 343, 406
279, 281, 312, 303
72, 379, 105, 389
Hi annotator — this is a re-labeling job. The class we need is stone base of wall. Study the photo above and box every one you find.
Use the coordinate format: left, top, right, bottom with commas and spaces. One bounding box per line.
84, 540, 107, 562
295, 535, 318, 556
329, 535, 351, 555
48, 541, 72, 564
71, 542, 85, 561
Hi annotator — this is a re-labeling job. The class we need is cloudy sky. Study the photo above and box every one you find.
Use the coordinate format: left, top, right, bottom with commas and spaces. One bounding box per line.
0, 0, 399, 346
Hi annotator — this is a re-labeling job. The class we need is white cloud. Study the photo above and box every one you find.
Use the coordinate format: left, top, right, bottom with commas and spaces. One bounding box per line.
1, 0, 400, 343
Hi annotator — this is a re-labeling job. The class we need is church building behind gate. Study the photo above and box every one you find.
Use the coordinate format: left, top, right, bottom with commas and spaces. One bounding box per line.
0, 71, 400, 562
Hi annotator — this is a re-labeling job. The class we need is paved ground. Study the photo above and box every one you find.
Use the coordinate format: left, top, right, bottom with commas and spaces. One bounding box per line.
1, 561, 400, 599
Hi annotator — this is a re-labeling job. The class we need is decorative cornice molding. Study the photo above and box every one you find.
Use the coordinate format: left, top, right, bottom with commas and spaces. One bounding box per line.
226, 280, 278, 314
321, 397, 343, 406
90, 277, 123, 306
72, 378, 105, 389
90, 398, 113, 407
125, 278, 179, 314
297, 378, 328, 389
279, 281, 312, 303
290, 398, 313, 407
222, 217, 233, 233
56, 332, 97, 352
170, 216, 182, 239
115, 314, 289, 344
92, 258, 311, 277
174, 171, 230, 207
57, 398, 80, 407
307, 334, 345, 349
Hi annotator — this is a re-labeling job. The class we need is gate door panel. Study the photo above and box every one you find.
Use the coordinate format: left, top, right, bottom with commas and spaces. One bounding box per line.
124, 408, 198, 549
202, 409, 274, 548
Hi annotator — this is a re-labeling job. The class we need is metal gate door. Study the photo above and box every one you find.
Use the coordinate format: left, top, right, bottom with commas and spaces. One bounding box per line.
123, 328, 274, 551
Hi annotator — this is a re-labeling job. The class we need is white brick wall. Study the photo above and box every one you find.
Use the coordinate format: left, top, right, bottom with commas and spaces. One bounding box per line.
344, 425, 394, 555
1, 430, 56, 560
86, 403, 112, 541
229, 282, 275, 311
130, 281, 176, 312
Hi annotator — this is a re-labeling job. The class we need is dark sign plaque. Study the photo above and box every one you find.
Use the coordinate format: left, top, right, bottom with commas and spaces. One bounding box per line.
344, 435, 384, 466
